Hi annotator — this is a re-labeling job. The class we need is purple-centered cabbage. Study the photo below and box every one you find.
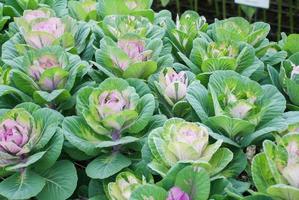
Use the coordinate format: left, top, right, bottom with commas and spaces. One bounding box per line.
0, 119, 30, 155
0, 103, 62, 169
116, 39, 148, 70
159, 68, 188, 103
148, 118, 222, 172
15, 8, 74, 49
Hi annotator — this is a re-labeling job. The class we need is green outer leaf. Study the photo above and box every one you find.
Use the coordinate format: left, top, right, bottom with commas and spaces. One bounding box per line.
128, 94, 155, 133
207, 115, 255, 139
208, 148, 233, 176
267, 184, 299, 200
0, 85, 32, 102
201, 57, 237, 72
157, 163, 188, 190
6, 151, 46, 171
33, 89, 71, 105
33, 130, 64, 172
186, 80, 213, 122
76, 86, 94, 115
62, 116, 101, 156
95, 136, 139, 148
221, 150, 247, 177
86, 153, 131, 179
252, 153, 276, 193
284, 34, 299, 54
130, 184, 168, 200
15, 102, 41, 113
241, 117, 287, 147
10, 69, 39, 96
286, 78, 299, 106
37, 160, 78, 200
123, 61, 157, 79
0, 169, 45, 200
175, 166, 210, 200
32, 108, 63, 151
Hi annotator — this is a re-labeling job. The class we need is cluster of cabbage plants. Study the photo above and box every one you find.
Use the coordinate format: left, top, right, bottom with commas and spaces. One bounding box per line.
0, 0, 299, 200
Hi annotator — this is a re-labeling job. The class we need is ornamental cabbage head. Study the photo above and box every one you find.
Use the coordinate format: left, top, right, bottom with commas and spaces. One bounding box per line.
158, 68, 188, 103
252, 133, 299, 200
62, 77, 155, 155
0, 102, 63, 172
5, 46, 89, 108
181, 36, 257, 81
95, 33, 167, 79
148, 118, 223, 175
187, 70, 286, 146
14, 8, 75, 49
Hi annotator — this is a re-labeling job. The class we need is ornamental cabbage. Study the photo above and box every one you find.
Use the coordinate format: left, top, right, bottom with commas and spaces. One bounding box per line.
147, 118, 232, 176
1, 46, 89, 109
63, 77, 155, 154
187, 70, 286, 147
95, 33, 169, 79
15, 8, 74, 49
0, 102, 65, 199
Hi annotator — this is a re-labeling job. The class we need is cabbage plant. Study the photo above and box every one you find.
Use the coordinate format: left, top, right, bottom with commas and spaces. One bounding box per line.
94, 33, 171, 79
252, 133, 299, 200
187, 70, 286, 147
0, 46, 90, 110
0, 102, 77, 200
62, 77, 155, 179
209, 17, 270, 47
178, 33, 259, 82
14, 8, 75, 49
148, 118, 233, 176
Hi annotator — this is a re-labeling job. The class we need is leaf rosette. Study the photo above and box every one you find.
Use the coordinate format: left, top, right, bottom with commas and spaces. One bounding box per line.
1, 45, 89, 109
95, 33, 170, 79
62, 77, 155, 155
187, 70, 286, 147
147, 118, 232, 176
